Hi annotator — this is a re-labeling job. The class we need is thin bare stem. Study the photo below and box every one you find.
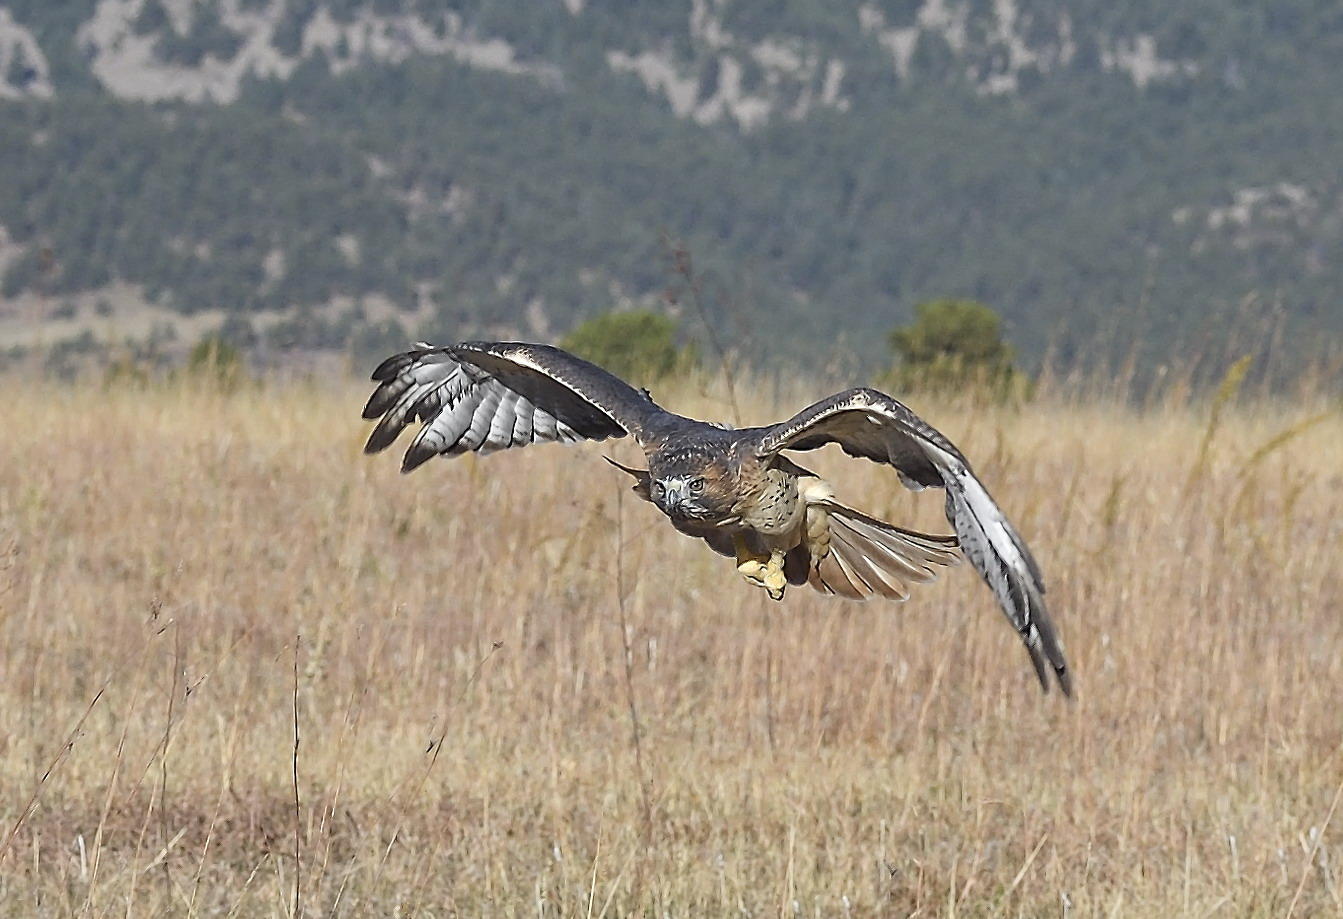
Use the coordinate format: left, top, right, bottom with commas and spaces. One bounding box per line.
292, 635, 302, 919
158, 619, 183, 900
0, 683, 108, 862
663, 234, 743, 426
615, 486, 654, 842
367, 639, 503, 899
1286, 771, 1343, 918
81, 636, 156, 917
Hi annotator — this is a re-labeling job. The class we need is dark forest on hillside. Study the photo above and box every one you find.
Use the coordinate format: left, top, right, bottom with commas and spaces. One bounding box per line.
1, 0, 1340, 378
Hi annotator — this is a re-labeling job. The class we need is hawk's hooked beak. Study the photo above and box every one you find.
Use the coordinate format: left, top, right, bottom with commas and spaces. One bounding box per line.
653, 478, 697, 519
659, 481, 686, 514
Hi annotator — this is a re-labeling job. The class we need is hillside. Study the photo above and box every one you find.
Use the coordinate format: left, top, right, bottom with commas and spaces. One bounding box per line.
1, 0, 1341, 376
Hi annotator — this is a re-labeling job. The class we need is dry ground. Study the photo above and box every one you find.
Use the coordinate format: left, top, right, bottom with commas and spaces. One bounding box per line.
0, 375, 1340, 917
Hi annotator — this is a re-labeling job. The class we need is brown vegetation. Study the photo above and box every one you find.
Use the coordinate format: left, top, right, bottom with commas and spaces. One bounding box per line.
0, 375, 1340, 916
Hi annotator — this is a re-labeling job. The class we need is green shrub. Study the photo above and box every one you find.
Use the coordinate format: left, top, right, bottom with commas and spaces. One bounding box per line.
104, 355, 153, 388
560, 310, 698, 385
883, 298, 1026, 398
185, 333, 247, 389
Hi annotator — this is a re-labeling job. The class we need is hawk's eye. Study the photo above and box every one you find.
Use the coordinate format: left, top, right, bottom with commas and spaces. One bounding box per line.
651, 481, 665, 498
690, 478, 705, 495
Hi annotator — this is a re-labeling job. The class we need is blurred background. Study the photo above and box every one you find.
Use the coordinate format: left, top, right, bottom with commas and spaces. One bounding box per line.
1, 0, 1340, 390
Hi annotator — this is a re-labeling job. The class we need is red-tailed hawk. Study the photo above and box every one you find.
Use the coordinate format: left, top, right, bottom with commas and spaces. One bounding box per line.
363, 340, 1070, 694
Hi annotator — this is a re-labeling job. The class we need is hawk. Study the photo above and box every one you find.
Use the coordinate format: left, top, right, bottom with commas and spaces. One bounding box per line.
362, 340, 1070, 694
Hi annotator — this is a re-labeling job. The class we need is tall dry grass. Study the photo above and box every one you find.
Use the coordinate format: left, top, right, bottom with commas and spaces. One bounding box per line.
0, 374, 1340, 917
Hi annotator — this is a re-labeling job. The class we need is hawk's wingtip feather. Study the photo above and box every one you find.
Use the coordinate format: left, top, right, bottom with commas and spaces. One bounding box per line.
1056, 666, 1073, 698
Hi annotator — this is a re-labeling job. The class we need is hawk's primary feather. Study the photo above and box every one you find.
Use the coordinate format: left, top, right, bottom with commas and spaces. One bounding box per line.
362, 341, 668, 470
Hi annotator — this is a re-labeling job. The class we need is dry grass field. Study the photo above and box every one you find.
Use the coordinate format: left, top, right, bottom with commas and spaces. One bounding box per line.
0, 373, 1340, 917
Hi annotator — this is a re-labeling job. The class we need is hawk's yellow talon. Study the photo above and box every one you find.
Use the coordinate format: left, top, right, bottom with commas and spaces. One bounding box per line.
761, 548, 788, 599
735, 537, 789, 599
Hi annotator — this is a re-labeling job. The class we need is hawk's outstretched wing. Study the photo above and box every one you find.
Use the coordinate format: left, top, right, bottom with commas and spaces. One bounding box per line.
362, 341, 667, 472
753, 387, 1070, 695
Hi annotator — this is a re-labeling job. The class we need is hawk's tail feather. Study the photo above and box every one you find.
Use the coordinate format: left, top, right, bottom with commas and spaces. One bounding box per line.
807, 501, 960, 602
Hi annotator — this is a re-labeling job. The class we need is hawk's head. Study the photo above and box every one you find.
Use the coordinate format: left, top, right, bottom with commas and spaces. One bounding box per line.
647, 445, 737, 523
